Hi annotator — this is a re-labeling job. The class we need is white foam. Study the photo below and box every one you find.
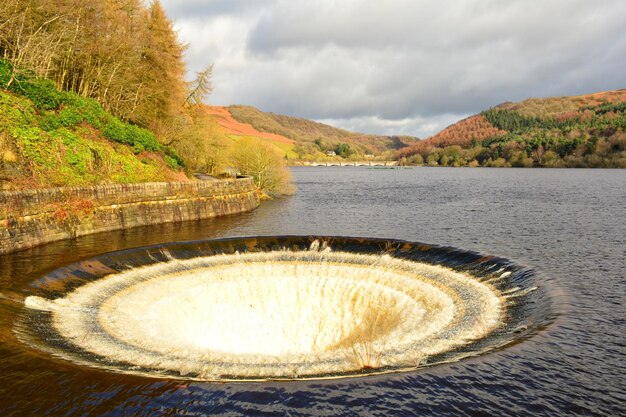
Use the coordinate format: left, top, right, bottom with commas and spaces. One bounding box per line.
25, 251, 505, 379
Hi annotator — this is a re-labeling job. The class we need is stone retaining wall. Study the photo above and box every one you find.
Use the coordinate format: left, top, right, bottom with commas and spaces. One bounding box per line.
0, 178, 260, 254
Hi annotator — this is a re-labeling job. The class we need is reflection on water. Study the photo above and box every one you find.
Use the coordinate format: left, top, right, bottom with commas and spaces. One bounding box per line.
1, 167, 625, 416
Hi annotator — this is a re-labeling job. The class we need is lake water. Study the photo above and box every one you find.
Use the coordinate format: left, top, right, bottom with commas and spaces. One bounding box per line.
0, 167, 624, 416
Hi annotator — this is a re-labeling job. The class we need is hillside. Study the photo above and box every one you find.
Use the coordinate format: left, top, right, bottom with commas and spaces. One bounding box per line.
0, 1, 294, 196
0, 60, 186, 191
227, 105, 417, 160
201, 106, 297, 162
205, 107, 295, 145
397, 90, 626, 168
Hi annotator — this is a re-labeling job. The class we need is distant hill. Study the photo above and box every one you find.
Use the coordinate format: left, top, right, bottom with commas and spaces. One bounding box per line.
397, 90, 626, 168
205, 106, 295, 145
224, 105, 417, 160
497, 90, 626, 117
229, 105, 350, 143
202, 106, 298, 160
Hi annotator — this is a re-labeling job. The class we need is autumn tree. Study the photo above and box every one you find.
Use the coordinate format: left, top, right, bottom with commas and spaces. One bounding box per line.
186, 65, 213, 106
174, 106, 230, 175
136, 1, 187, 131
0, 0, 71, 87
0, 0, 189, 131
0, 0, 295, 188
229, 138, 295, 196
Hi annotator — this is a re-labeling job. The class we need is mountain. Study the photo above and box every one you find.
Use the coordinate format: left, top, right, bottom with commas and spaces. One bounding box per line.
397, 90, 626, 167
219, 105, 417, 160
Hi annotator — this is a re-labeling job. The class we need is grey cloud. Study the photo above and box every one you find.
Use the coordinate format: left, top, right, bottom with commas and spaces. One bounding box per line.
318, 114, 466, 138
161, 0, 626, 137
161, 0, 266, 20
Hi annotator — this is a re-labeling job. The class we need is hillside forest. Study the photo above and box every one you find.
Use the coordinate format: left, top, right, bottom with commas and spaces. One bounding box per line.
0, 0, 293, 195
226, 105, 416, 162
396, 91, 626, 168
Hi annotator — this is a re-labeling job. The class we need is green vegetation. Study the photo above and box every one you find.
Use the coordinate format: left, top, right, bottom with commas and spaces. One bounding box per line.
589, 101, 626, 115
0, 1, 295, 195
334, 142, 354, 158
398, 93, 626, 168
229, 137, 295, 197
0, 59, 183, 189
0, 1, 225, 179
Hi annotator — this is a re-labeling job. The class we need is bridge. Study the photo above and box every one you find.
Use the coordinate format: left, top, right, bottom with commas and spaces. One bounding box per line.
306, 161, 398, 167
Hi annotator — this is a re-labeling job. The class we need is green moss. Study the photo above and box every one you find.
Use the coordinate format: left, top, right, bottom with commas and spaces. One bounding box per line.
0, 91, 37, 128
53, 129, 89, 175
0, 58, 183, 188
11, 126, 57, 166
102, 117, 183, 168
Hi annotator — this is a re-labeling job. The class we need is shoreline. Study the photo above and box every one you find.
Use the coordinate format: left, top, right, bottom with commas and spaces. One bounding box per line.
0, 178, 260, 255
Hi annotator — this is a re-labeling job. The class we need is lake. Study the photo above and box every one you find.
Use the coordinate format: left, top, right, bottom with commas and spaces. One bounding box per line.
0, 167, 624, 416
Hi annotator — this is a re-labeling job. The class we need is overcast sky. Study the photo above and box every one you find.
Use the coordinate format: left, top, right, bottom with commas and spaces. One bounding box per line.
160, 0, 626, 138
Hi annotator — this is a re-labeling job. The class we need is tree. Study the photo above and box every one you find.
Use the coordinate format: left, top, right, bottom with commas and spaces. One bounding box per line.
136, 0, 187, 130
0, 0, 69, 88
173, 106, 229, 174
532, 144, 545, 165
185, 64, 213, 106
335, 142, 352, 158
229, 138, 294, 196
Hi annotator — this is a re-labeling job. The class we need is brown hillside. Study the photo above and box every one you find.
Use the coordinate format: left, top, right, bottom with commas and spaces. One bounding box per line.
425, 114, 505, 146
397, 89, 626, 159
204, 106, 295, 144
572, 89, 626, 105
227, 105, 416, 155
397, 115, 505, 158
498, 90, 626, 117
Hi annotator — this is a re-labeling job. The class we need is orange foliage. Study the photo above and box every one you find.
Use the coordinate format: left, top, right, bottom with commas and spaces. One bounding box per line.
397, 88, 626, 160
204, 106, 295, 144
570, 90, 626, 107
397, 115, 505, 158
501, 89, 626, 117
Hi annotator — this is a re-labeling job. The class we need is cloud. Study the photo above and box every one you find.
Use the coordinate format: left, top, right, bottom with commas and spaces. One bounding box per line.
317, 114, 465, 138
162, 0, 626, 137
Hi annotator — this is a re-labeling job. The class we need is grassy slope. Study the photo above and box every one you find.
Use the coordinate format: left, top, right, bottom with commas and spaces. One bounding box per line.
203, 106, 298, 159
397, 90, 626, 167
227, 105, 416, 155
0, 62, 186, 190
498, 90, 626, 117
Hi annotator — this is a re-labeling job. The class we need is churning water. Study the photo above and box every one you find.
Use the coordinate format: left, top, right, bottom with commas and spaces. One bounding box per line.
20, 238, 546, 381
1, 167, 624, 416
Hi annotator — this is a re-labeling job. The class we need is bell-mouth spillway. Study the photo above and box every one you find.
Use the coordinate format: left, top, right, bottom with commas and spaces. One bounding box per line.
19, 236, 553, 382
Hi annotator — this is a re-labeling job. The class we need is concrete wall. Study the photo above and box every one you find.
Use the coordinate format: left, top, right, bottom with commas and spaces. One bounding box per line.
0, 178, 260, 254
